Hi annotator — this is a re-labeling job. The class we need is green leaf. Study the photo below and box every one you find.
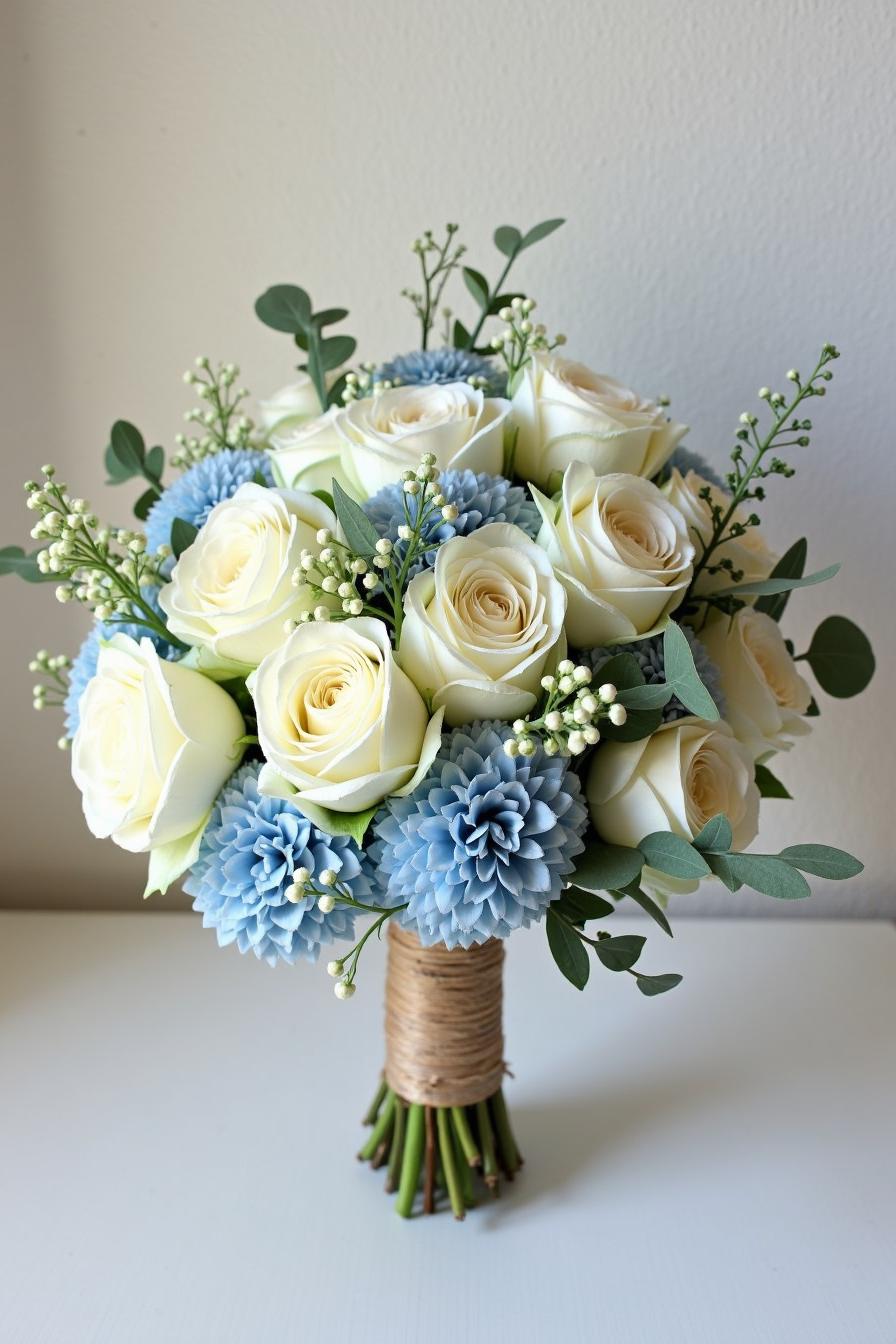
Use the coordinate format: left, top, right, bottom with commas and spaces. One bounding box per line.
716, 563, 840, 599
546, 910, 590, 989
255, 284, 312, 333
104, 440, 136, 483
592, 652, 644, 691
616, 882, 673, 936
706, 852, 743, 892
144, 444, 165, 484
327, 373, 349, 409
725, 853, 811, 900
573, 841, 644, 893
332, 478, 380, 557
494, 225, 523, 258
755, 538, 806, 621
555, 887, 616, 923
520, 218, 565, 250
319, 334, 356, 371
635, 972, 683, 997
109, 420, 146, 476
133, 487, 158, 522
663, 621, 719, 719
805, 697, 820, 717
692, 814, 733, 853
616, 682, 673, 711
639, 831, 711, 880
311, 488, 335, 512
595, 934, 646, 973
802, 616, 875, 698
452, 319, 471, 348
0, 545, 56, 582
462, 266, 490, 309
312, 307, 349, 328
292, 799, 378, 845
594, 652, 663, 740
778, 844, 864, 880
755, 762, 792, 799
170, 517, 198, 559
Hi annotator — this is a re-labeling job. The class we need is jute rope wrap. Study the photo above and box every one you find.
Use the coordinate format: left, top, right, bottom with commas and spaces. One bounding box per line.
384, 924, 505, 1107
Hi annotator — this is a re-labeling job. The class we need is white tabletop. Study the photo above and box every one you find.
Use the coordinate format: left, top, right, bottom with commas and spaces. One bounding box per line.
2, 911, 894, 1344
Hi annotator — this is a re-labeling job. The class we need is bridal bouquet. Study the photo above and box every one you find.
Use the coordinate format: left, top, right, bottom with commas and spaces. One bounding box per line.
4, 218, 875, 1219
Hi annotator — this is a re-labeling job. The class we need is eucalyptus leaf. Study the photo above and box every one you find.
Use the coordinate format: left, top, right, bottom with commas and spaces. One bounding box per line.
462, 266, 490, 309
319, 334, 356, 371
639, 831, 711, 880
663, 621, 719, 719
104, 441, 136, 483
716, 563, 840, 599
332, 479, 380, 557
452, 319, 471, 348
255, 284, 312, 333
616, 682, 673, 711
170, 517, 199, 559
493, 225, 522, 258
802, 616, 875, 698
755, 762, 792, 799
778, 844, 863, 880
520, 218, 566, 249
109, 420, 146, 476
595, 934, 646, 973
133, 487, 158, 522
636, 972, 683, 997
556, 887, 616, 923
706, 852, 743, 892
573, 841, 644, 893
0, 545, 56, 583
615, 882, 673, 936
546, 910, 590, 989
144, 444, 165, 484
692, 814, 733, 853
725, 853, 811, 900
755, 538, 806, 621
312, 488, 335, 512
312, 307, 349, 328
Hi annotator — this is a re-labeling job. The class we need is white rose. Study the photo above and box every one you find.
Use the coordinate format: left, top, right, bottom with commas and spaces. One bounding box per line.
268, 407, 355, 495
251, 617, 443, 813
258, 376, 327, 434
700, 609, 812, 758
511, 354, 687, 489
662, 468, 778, 596
533, 463, 694, 646
72, 634, 243, 856
587, 717, 759, 863
398, 522, 566, 726
337, 382, 509, 499
159, 483, 337, 668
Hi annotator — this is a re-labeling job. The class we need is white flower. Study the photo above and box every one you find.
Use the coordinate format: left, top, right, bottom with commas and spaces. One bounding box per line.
258, 376, 329, 434
267, 407, 354, 495
251, 617, 443, 813
532, 464, 694, 646
699, 609, 812, 758
662, 468, 778, 596
336, 382, 509, 499
159, 483, 337, 668
72, 634, 243, 855
398, 522, 567, 726
511, 354, 687, 489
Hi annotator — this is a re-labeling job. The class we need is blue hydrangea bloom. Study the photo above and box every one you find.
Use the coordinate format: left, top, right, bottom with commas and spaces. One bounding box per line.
144, 449, 274, 555
371, 721, 588, 950
666, 446, 727, 490
584, 626, 726, 722
363, 470, 542, 578
374, 349, 505, 397
63, 590, 178, 737
184, 763, 372, 967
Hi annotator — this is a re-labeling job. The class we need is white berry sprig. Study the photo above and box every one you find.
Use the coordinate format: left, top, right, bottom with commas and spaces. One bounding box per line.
504, 660, 626, 759
489, 297, 565, 393
172, 357, 257, 468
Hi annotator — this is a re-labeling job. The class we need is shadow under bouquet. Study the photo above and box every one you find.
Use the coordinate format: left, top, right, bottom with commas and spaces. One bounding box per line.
3, 218, 875, 1219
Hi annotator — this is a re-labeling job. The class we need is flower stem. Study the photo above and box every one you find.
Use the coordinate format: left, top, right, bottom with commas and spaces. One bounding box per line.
450, 1106, 482, 1168
476, 1099, 500, 1193
490, 1089, 522, 1176
384, 1097, 407, 1195
436, 1106, 466, 1221
358, 1088, 395, 1161
362, 1074, 388, 1126
423, 1106, 437, 1215
395, 1103, 425, 1219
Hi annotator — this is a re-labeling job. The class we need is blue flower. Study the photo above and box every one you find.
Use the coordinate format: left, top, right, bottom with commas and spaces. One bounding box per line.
374, 349, 506, 397
184, 763, 372, 967
64, 590, 178, 737
371, 721, 588, 950
665, 446, 727, 490
363, 470, 542, 578
583, 627, 726, 722
144, 449, 274, 556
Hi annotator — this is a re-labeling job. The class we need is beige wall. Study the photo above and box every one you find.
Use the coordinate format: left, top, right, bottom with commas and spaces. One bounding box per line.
3, 0, 893, 914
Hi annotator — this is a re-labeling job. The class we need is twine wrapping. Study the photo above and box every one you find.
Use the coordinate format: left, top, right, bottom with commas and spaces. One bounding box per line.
384, 924, 505, 1108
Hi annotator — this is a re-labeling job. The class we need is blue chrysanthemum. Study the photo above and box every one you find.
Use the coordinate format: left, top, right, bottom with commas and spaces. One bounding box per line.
583, 626, 726, 722
374, 349, 506, 397
184, 763, 372, 967
665, 446, 727, 490
363, 470, 542, 578
371, 721, 588, 950
144, 449, 274, 555
63, 590, 178, 736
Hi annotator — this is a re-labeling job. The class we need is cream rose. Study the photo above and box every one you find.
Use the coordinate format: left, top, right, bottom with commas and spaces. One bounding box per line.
159, 483, 337, 668
72, 634, 244, 855
662, 468, 778, 596
251, 617, 443, 813
258, 376, 326, 434
700, 609, 812, 758
511, 354, 687, 489
398, 522, 566, 726
533, 464, 694, 646
336, 382, 509, 499
268, 407, 353, 495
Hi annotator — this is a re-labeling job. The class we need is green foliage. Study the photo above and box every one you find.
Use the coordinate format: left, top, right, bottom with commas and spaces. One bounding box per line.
716, 562, 840, 600
554, 887, 616, 923
635, 972, 683, 997
721, 853, 811, 899
777, 845, 863, 879
462, 218, 566, 352
170, 517, 198, 559
616, 682, 673, 711
755, 537, 807, 621
573, 840, 644, 892
755, 762, 792, 799
639, 831, 711, 880
595, 934, 645, 972
799, 615, 875, 698
691, 814, 733, 852
104, 420, 165, 519
662, 621, 720, 719
693, 815, 863, 897
332, 479, 380, 558
597, 652, 663, 741
546, 909, 590, 989
255, 284, 355, 410
0, 545, 56, 583
293, 800, 379, 845
616, 881, 673, 936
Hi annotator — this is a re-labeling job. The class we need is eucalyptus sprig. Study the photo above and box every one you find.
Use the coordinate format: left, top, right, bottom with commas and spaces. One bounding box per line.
402, 224, 467, 351
458, 217, 565, 352
255, 286, 357, 412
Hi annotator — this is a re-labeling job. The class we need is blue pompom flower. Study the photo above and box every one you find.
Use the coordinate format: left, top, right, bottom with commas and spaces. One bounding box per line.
363, 470, 541, 578
666, 446, 727, 490
64, 591, 178, 737
375, 349, 505, 397
144, 448, 274, 555
371, 721, 588, 950
584, 627, 726, 722
184, 763, 372, 967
